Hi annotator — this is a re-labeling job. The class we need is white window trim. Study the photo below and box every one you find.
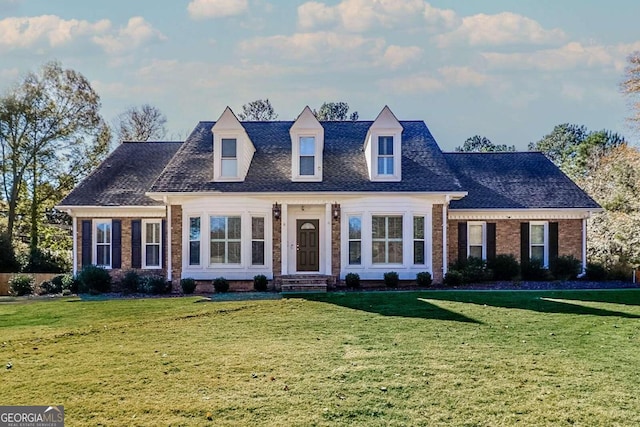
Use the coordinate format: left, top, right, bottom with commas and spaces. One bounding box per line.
220, 138, 238, 178
188, 216, 202, 267
348, 215, 363, 266
530, 221, 549, 267
412, 215, 426, 266
213, 131, 243, 182
372, 214, 404, 265
291, 132, 323, 182
251, 216, 266, 266
142, 219, 162, 269
467, 221, 487, 260
371, 132, 402, 181
93, 219, 112, 269
209, 215, 242, 266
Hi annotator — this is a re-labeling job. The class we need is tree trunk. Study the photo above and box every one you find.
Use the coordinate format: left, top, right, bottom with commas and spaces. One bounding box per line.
30, 150, 38, 252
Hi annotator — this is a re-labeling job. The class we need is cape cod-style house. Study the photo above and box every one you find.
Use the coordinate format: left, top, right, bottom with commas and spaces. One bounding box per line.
57, 105, 601, 291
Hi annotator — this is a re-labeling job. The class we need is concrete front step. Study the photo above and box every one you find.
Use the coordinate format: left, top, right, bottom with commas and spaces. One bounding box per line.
280, 275, 330, 293
281, 284, 328, 293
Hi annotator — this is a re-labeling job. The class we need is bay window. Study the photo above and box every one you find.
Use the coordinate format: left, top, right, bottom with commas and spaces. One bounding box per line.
210, 216, 241, 264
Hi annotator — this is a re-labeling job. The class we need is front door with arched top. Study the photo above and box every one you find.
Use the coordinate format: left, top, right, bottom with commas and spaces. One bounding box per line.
296, 219, 319, 272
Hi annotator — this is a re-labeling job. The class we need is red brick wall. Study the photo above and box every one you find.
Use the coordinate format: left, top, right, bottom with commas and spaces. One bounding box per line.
171, 205, 182, 291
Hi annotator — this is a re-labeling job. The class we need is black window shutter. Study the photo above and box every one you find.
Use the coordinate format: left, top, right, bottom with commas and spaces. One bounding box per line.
520, 222, 530, 263
81, 220, 92, 267
457, 222, 467, 262
162, 219, 167, 269
486, 223, 496, 261
112, 220, 122, 269
131, 219, 142, 269
549, 222, 559, 265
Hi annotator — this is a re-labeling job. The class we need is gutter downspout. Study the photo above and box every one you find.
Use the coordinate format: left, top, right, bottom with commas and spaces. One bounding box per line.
166, 200, 172, 282
442, 196, 450, 276
582, 217, 587, 274
72, 215, 77, 276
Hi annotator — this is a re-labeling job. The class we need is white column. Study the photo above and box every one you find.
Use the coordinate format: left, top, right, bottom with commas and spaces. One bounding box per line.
72, 215, 77, 275
582, 217, 587, 273
442, 196, 449, 275
281, 204, 288, 275
325, 203, 332, 275
167, 204, 172, 281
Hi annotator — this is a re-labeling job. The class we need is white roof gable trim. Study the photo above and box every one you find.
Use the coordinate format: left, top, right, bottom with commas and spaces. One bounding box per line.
211, 107, 256, 182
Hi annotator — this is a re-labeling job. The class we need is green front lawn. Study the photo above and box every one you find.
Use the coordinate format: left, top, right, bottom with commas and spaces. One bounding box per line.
1, 290, 639, 426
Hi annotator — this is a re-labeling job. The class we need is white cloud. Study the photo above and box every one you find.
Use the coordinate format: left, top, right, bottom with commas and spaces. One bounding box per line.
435, 12, 565, 47
188, 0, 248, 20
438, 66, 488, 87
379, 45, 422, 69
93, 17, 166, 55
297, 0, 458, 33
0, 15, 110, 51
378, 73, 444, 94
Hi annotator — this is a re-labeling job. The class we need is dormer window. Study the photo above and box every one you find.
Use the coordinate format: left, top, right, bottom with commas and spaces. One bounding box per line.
290, 106, 324, 182
377, 136, 394, 175
221, 138, 238, 177
364, 106, 403, 182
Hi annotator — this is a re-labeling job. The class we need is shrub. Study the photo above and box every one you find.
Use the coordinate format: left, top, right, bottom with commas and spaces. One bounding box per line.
213, 277, 229, 293
607, 261, 633, 281
181, 278, 197, 294
585, 262, 607, 281
450, 257, 491, 284
120, 270, 141, 294
487, 254, 520, 281
443, 270, 464, 286
77, 265, 112, 294
0, 232, 18, 273
520, 259, 550, 281
550, 255, 581, 280
345, 272, 360, 288
9, 274, 35, 296
39, 275, 65, 295
138, 275, 168, 295
62, 274, 79, 294
253, 274, 268, 292
384, 271, 399, 288
416, 271, 432, 287
22, 248, 70, 273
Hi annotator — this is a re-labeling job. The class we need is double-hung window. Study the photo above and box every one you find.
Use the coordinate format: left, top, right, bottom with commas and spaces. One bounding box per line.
95, 221, 111, 268
468, 222, 485, 259
377, 136, 394, 175
348, 216, 362, 265
530, 222, 547, 265
413, 216, 425, 265
221, 138, 237, 177
143, 220, 161, 268
189, 217, 201, 266
299, 136, 315, 176
251, 217, 265, 265
372, 215, 403, 264
210, 216, 241, 264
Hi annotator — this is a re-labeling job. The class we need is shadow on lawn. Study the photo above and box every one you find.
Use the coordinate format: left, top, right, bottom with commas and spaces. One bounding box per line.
304, 293, 481, 323
423, 291, 640, 319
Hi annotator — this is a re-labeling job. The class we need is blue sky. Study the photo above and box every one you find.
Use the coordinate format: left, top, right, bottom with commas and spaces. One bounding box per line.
1, 0, 639, 149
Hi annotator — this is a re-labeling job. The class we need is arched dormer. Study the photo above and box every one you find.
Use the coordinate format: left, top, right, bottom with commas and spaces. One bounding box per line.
290, 106, 324, 182
211, 107, 256, 182
364, 106, 403, 182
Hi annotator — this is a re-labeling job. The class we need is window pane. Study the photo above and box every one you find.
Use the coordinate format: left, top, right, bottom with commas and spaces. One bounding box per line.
146, 222, 160, 244
378, 157, 393, 175
300, 137, 315, 155
349, 217, 361, 239
388, 241, 403, 263
210, 217, 225, 239
252, 241, 265, 265
388, 216, 402, 238
228, 242, 241, 264
300, 156, 314, 175
97, 223, 110, 244
531, 224, 545, 244
221, 158, 237, 177
531, 246, 544, 261
97, 245, 110, 266
414, 216, 424, 239
190, 217, 201, 240
372, 241, 386, 264
252, 217, 264, 239
189, 241, 200, 265
210, 242, 225, 264
228, 217, 241, 239
469, 224, 483, 245
414, 241, 425, 264
372, 216, 386, 239
221, 138, 236, 158
378, 136, 393, 155
469, 245, 483, 259
146, 245, 160, 267
349, 241, 361, 265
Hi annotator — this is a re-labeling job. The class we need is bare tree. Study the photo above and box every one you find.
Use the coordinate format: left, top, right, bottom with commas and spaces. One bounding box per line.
115, 104, 167, 142
622, 51, 640, 130
238, 99, 278, 121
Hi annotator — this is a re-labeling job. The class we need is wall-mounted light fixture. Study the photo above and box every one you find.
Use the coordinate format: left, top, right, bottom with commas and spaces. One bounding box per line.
273, 202, 281, 220
332, 203, 340, 221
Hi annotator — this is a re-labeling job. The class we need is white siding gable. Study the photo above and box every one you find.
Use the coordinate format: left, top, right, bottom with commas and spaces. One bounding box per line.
290, 106, 324, 182
211, 107, 256, 182
364, 106, 403, 182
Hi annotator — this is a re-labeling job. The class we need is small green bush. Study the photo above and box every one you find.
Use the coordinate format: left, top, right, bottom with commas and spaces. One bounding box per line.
253, 274, 268, 292
120, 270, 141, 294
62, 273, 78, 294
520, 259, 550, 281
607, 261, 633, 281
39, 275, 66, 295
181, 278, 197, 294
550, 255, 581, 280
345, 272, 360, 288
77, 265, 112, 294
9, 274, 35, 296
384, 271, 399, 288
416, 271, 432, 287
443, 270, 464, 286
487, 254, 520, 281
138, 275, 168, 294
585, 262, 607, 281
213, 277, 229, 293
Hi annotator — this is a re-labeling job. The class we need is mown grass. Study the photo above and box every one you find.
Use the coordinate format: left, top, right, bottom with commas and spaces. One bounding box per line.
1, 290, 639, 426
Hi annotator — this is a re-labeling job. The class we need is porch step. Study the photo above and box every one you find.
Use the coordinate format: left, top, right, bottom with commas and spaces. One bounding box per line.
280, 275, 329, 293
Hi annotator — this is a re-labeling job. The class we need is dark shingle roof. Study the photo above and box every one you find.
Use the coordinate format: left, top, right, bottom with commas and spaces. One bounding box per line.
149, 120, 462, 193
59, 142, 181, 206
444, 152, 600, 209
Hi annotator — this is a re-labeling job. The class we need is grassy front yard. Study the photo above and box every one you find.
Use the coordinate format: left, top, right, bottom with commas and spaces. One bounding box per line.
1, 290, 639, 426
